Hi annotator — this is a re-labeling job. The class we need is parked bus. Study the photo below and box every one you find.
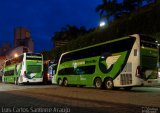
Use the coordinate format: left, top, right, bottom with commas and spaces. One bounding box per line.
43, 60, 57, 84
3, 53, 43, 85
54, 34, 159, 90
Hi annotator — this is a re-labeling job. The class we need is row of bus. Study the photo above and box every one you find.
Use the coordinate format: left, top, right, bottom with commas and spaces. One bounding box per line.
1, 34, 160, 90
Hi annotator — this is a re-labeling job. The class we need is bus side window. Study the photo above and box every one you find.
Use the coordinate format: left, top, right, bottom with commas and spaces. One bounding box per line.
134, 49, 137, 56
74, 68, 85, 75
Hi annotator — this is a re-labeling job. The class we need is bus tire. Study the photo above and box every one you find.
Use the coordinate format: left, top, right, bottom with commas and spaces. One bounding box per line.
63, 79, 68, 87
104, 78, 114, 90
58, 78, 63, 86
124, 87, 132, 91
94, 78, 102, 89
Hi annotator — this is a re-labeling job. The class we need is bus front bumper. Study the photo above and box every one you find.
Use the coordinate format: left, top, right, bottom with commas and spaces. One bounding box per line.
142, 79, 159, 86
22, 78, 43, 83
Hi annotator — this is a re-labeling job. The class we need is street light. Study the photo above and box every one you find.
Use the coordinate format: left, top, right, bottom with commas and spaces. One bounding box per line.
99, 21, 106, 27
14, 53, 18, 58
99, 16, 108, 28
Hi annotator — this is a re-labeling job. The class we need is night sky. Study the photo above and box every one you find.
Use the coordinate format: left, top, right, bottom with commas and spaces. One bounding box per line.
0, 0, 101, 52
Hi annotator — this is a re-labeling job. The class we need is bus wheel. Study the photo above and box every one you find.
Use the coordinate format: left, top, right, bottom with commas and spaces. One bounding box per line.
63, 79, 68, 87
94, 78, 102, 89
58, 79, 63, 86
124, 87, 132, 91
104, 78, 114, 90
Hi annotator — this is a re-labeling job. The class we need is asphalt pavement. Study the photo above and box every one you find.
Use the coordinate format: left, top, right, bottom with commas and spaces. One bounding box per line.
0, 83, 159, 113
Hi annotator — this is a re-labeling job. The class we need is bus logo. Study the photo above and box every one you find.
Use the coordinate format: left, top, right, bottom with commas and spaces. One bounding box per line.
106, 54, 121, 69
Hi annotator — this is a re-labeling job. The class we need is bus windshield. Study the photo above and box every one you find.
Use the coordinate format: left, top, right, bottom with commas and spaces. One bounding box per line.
26, 53, 42, 56
140, 35, 158, 48
140, 35, 159, 79
26, 57, 42, 60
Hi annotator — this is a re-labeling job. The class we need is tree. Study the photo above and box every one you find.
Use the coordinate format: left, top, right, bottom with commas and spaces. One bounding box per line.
123, 0, 143, 13
96, 0, 153, 22
143, 0, 158, 4
51, 25, 88, 48
96, 0, 122, 22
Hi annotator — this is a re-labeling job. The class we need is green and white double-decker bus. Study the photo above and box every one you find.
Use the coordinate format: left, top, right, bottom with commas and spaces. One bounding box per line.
54, 34, 159, 90
3, 53, 43, 85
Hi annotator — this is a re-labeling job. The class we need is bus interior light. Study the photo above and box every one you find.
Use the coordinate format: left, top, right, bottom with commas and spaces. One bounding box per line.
101, 56, 105, 59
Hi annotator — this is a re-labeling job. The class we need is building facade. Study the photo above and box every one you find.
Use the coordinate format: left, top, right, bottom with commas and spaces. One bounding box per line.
0, 43, 11, 56
0, 56, 6, 69
0, 27, 34, 69
14, 27, 34, 51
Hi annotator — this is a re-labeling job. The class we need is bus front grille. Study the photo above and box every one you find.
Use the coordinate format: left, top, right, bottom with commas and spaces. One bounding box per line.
120, 74, 132, 85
